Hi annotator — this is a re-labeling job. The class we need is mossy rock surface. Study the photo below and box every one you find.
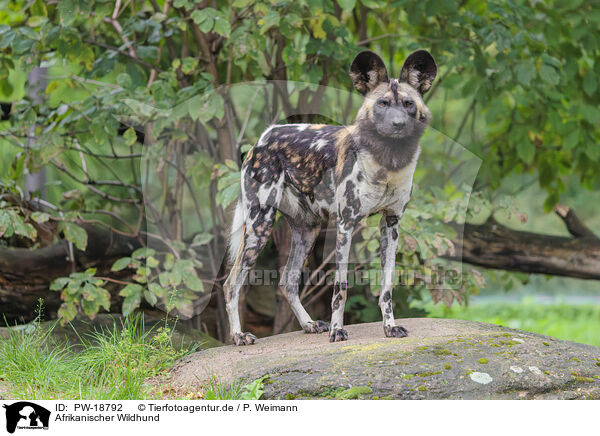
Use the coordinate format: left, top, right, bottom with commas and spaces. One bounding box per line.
169, 318, 600, 399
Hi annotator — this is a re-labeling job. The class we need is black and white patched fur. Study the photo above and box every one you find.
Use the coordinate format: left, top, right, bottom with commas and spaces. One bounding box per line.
224, 50, 437, 345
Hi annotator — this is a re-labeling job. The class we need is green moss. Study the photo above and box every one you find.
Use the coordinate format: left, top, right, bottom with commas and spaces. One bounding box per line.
477, 358, 489, 364
444, 363, 452, 370
417, 386, 428, 391
544, 371, 551, 375
416, 371, 442, 377
569, 357, 582, 363
335, 386, 373, 399
433, 348, 452, 356
400, 374, 415, 380
596, 362, 600, 367
573, 376, 595, 383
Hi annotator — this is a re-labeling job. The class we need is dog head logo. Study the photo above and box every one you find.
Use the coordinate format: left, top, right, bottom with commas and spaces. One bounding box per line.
3, 402, 50, 433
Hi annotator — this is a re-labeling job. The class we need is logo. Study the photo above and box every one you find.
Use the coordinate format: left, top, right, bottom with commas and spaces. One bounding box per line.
2, 402, 50, 434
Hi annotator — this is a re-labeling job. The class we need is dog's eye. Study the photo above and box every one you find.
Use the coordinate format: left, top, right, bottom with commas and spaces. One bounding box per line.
403, 99, 414, 109
377, 99, 390, 108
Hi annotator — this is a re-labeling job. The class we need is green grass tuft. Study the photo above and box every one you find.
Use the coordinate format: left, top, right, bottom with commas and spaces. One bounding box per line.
0, 313, 193, 400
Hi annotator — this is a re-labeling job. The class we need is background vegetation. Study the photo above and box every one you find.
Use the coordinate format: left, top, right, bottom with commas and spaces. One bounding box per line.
0, 0, 598, 347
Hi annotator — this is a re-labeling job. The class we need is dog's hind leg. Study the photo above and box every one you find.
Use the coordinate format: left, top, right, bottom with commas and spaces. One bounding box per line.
279, 225, 329, 333
224, 204, 277, 345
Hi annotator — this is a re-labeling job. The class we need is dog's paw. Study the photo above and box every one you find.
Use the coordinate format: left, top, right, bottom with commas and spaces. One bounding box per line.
384, 325, 408, 338
329, 328, 348, 342
233, 332, 257, 346
304, 320, 330, 334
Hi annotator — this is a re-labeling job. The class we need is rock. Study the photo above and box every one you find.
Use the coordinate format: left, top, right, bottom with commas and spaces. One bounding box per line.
0, 313, 222, 350
168, 318, 600, 399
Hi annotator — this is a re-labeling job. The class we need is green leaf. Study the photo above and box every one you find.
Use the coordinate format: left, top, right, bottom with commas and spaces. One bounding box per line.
581, 104, 600, 124
515, 61, 536, 86
58, 302, 77, 323
213, 16, 230, 37
11, 213, 37, 240
181, 57, 198, 74
543, 191, 560, 213
163, 253, 175, 270
147, 256, 160, 268
583, 71, 597, 96
149, 282, 167, 298
57, 0, 78, 26
111, 257, 132, 272
517, 140, 535, 164
81, 282, 98, 301
62, 222, 88, 250
119, 283, 142, 298
216, 183, 239, 208
132, 247, 155, 259
97, 288, 111, 311
258, 10, 280, 33
360, 0, 386, 8
31, 212, 50, 223
50, 277, 69, 291
564, 129, 579, 150
122, 293, 141, 316
123, 127, 137, 145
191, 232, 214, 247
144, 290, 158, 306
337, 0, 356, 11
240, 375, 268, 400
539, 64, 559, 85
81, 298, 99, 317
183, 270, 204, 292
20, 27, 41, 41
159, 271, 172, 287
191, 8, 218, 33
137, 46, 159, 62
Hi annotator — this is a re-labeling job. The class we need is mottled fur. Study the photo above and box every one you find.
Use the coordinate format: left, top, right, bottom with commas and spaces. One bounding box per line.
224, 50, 437, 345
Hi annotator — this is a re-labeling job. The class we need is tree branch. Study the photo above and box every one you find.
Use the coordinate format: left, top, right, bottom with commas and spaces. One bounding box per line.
553, 204, 599, 240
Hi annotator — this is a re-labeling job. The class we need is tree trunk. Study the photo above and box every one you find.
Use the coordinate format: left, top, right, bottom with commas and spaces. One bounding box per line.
446, 215, 600, 280
3, 208, 600, 324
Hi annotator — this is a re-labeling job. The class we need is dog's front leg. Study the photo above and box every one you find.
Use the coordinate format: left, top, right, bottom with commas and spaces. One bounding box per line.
379, 213, 408, 338
329, 217, 354, 342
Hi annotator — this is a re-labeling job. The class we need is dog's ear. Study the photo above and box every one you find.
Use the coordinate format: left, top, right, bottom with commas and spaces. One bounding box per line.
399, 50, 437, 95
349, 51, 389, 95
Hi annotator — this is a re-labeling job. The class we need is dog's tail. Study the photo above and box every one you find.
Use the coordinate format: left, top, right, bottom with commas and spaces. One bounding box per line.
227, 198, 246, 265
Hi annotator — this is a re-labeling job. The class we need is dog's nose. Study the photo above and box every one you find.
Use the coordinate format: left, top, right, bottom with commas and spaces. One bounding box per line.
393, 120, 405, 129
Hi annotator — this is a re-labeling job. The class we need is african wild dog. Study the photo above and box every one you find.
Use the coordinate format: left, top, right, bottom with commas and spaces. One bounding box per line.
224, 50, 437, 345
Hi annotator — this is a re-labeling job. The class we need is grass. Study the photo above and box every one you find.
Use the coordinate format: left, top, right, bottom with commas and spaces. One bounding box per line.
0, 312, 265, 400
422, 297, 600, 347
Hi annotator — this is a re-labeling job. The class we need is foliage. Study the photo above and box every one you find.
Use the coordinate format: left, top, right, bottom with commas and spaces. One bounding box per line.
199, 375, 268, 400
0, 0, 598, 323
50, 268, 111, 322
110, 247, 205, 316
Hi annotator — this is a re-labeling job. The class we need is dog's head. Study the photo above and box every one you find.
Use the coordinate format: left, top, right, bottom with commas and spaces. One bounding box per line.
350, 50, 437, 140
